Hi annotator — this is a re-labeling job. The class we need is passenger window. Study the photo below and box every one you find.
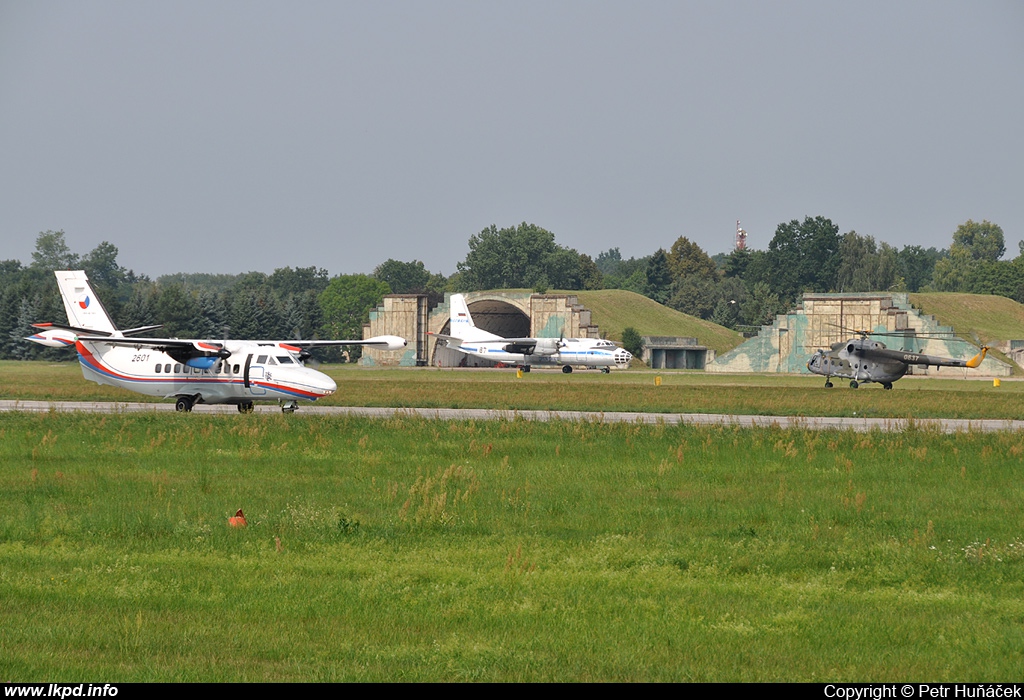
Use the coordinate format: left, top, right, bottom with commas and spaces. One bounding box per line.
164, 364, 171, 373
155, 364, 162, 373
233, 364, 240, 374
174, 364, 182, 373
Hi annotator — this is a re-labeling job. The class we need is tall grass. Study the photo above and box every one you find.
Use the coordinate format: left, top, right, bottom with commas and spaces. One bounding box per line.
2, 412, 1023, 680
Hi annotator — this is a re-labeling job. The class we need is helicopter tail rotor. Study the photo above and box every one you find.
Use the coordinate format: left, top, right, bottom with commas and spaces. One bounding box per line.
965, 346, 989, 368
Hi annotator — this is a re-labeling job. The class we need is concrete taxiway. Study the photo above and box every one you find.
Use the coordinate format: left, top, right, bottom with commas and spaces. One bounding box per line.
1, 400, 1021, 433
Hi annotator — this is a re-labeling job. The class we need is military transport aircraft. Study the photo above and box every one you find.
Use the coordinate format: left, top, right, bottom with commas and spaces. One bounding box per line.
28, 271, 406, 412
806, 329, 988, 389
430, 294, 632, 373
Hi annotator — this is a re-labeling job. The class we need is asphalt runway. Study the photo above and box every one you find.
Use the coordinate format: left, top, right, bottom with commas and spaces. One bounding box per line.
2, 400, 1021, 433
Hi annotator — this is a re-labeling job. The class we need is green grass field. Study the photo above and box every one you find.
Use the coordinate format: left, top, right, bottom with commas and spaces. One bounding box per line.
3, 362, 1024, 681
2, 411, 1024, 681
4, 361, 1024, 420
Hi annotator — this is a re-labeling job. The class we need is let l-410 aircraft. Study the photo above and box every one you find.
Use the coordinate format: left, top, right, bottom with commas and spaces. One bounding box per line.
28, 271, 406, 412
806, 330, 988, 389
430, 293, 632, 373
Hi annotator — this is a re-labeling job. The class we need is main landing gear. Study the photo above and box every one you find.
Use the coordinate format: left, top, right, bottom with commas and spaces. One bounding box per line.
175, 394, 202, 412
237, 401, 255, 414
850, 380, 859, 389
562, 365, 573, 374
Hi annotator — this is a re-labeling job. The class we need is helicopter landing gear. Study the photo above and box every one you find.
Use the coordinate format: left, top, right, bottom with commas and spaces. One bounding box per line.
562, 365, 573, 374
883, 382, 893, 390
237, 401, 255, 414
850, 380, 859, 389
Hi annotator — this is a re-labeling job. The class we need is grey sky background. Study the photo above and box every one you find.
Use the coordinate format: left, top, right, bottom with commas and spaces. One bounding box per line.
2, 1, 1021, 278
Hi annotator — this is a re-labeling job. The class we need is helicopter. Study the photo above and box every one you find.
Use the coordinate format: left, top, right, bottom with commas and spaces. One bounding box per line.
805, 328, 988, 389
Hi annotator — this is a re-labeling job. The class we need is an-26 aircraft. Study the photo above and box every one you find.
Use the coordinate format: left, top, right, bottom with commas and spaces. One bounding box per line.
431, 293, 632, 373
806, 329, 988, 389
28, 270, 406, 413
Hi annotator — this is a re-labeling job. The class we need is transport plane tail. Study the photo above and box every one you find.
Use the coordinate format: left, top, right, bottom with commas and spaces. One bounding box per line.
54, 270, 117, 334
449, 293, 502, 342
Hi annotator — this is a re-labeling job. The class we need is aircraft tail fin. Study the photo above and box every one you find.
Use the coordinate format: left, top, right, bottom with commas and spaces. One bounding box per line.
449, 294, 502, 342
54, 270, 118, 335
966, 346, 988, 369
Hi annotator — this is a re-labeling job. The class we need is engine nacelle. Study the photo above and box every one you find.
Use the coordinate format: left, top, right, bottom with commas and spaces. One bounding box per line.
532, 338, 562, 356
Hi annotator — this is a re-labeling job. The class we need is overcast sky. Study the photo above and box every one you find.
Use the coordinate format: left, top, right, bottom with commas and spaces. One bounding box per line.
2, 1, 1021, 278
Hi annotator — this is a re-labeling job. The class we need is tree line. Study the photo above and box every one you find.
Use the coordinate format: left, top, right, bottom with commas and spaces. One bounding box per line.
0, 218, 1013, 361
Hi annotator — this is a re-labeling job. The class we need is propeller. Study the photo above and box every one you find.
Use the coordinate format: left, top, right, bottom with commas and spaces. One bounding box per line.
292, 329, 322, 369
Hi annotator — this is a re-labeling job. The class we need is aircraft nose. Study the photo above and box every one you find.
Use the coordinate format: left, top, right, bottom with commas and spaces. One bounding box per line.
322, 376, 337, 396
615, 348, 632, 366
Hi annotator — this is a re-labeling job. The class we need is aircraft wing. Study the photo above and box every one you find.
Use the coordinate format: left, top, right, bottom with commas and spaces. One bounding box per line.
496, 337, 538, 346
76, 335, 231, 356
279, 335, 407, 351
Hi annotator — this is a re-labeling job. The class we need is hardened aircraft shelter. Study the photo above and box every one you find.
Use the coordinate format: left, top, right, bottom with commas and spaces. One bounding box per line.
708, 292, 1011, 376
360, 292, 604, 367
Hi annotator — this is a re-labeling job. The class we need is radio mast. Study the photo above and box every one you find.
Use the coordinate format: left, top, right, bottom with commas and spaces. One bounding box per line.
735, 220, 748, 250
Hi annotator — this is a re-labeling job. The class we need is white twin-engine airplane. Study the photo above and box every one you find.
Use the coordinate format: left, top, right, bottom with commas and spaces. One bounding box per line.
432, 294, 632, 373
28, 270, 407, 413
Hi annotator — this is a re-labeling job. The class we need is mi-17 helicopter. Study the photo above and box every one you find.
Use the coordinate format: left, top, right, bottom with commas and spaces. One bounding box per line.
806, 328, 988, 389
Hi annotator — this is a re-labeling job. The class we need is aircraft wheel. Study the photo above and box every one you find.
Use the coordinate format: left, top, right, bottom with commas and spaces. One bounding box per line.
175, 396, 193, 413
883, 382, 893, 390
602, 367, 611, 374
850, 380, 859, 389
523, 365, 531, 373
562, 365, 573, 374
824, 381, 833, 388
237, 402, 254, 414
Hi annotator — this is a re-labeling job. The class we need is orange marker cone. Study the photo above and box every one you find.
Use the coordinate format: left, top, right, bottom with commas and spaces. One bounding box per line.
228, 508, 247, 527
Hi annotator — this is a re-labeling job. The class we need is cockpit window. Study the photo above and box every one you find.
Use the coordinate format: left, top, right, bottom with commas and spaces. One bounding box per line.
256, 355, 268, 364
276, 356, 294, 364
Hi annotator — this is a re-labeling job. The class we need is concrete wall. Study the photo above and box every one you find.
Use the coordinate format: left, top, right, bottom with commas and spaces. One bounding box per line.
361, 295, 424, 367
